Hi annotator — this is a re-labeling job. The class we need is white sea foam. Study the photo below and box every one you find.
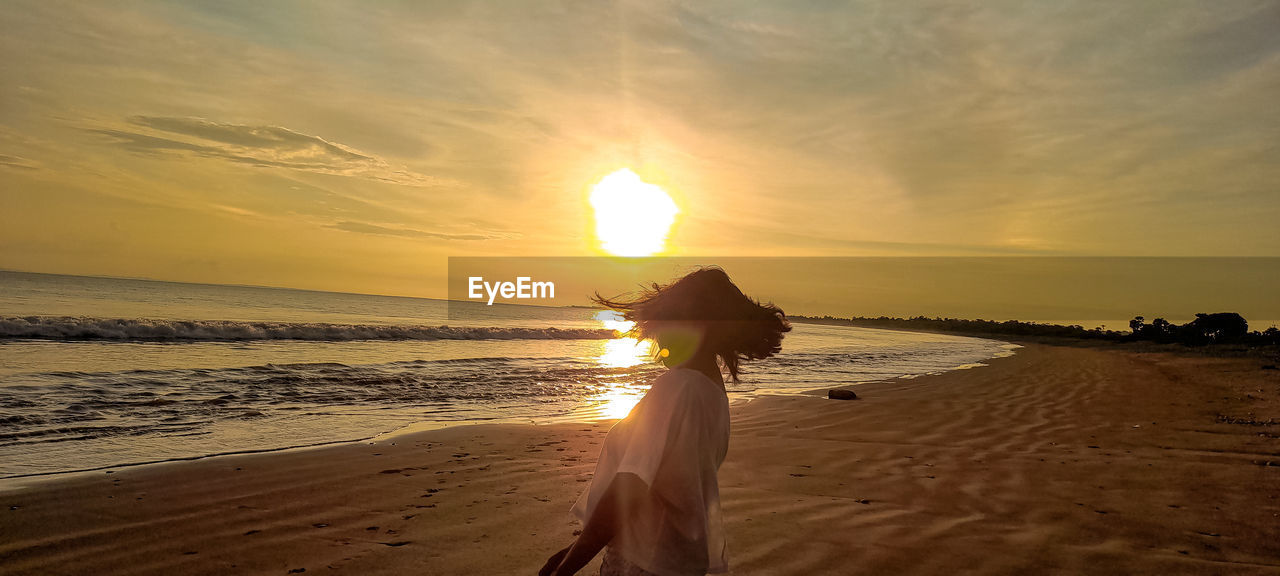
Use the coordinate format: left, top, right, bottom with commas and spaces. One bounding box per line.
0, 316, 615, 342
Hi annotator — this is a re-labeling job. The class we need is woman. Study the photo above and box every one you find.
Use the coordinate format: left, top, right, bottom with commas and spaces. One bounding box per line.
540, 267, 790, 576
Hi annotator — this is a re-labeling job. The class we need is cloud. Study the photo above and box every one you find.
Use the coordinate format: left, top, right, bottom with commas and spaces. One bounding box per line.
6, 0, 1279, 261
210, 204, 264, 218
0, 154, 38, 170
325, 220, 514, 241
92, 116, 439, 187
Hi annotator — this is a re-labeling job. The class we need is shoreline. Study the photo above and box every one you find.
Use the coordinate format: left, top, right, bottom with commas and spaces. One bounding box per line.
0, 337, 1018, 489
2, 343, 1276, 574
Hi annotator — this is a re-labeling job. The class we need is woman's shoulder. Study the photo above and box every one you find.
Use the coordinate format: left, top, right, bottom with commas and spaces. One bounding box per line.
654, 367, 715, 384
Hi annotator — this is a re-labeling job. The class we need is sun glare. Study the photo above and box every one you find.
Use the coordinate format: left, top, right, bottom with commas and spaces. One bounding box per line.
589, 169, 679, 257
594, 310, 635, 333
590, 387, 645, 420
587, 309, 652, 419
594, 310, 648, 368
598, 337, 650, 369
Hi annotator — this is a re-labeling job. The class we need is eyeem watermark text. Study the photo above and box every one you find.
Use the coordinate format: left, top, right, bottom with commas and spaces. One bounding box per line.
468, 276, 555, 305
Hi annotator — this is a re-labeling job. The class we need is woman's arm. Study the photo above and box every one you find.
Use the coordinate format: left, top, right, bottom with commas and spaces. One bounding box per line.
542, 472, 648, 576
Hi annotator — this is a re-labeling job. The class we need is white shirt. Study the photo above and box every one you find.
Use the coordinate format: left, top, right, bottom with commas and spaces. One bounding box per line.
572, 368, 731, 576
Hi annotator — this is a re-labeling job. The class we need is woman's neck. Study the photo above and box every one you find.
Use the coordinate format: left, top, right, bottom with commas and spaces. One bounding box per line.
678, 354, 724, 388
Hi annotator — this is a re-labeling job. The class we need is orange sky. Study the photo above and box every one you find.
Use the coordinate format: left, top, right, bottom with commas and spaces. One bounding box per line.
2, 2, 1278, 298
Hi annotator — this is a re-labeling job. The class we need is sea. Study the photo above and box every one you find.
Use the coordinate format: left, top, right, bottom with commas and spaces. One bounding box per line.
0, 271, 1017, 482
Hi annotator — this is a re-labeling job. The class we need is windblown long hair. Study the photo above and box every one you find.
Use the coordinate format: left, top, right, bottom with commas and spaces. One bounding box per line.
594, 267, 790, 383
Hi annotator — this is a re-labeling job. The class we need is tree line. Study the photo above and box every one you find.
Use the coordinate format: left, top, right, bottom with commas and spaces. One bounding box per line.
792, 312, 1280, 347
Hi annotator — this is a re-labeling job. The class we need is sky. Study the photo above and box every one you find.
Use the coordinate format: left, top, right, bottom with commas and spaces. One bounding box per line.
2, 1, 1278, 298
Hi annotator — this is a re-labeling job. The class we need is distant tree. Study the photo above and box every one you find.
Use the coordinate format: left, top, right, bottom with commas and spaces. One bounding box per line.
1129, 316, 1145, 334
1186, 312, 1248, 343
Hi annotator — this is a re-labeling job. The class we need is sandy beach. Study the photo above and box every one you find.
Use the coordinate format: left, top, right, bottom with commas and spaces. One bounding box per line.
8, 2, 1278, 574
2, 342, 1277, 575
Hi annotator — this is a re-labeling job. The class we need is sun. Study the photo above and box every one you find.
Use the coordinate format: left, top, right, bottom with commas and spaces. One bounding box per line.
589, 169, 679, 256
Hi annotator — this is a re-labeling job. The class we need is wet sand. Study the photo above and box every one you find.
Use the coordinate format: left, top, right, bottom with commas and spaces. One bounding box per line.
2, 343, 1277, 575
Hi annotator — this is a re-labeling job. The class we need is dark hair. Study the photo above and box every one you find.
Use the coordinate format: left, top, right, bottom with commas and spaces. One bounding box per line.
593, 267, 790, 383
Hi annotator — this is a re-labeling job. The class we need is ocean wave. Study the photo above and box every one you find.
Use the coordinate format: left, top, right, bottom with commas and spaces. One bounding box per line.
0, 316, 615, 342
0, 357, 662, 457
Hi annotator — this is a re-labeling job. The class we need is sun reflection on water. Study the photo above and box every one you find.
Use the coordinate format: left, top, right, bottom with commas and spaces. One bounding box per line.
597, 337, 650, 368
594, 310, 650, 366
595, 310, 635, 333
584, 310, 654, 419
